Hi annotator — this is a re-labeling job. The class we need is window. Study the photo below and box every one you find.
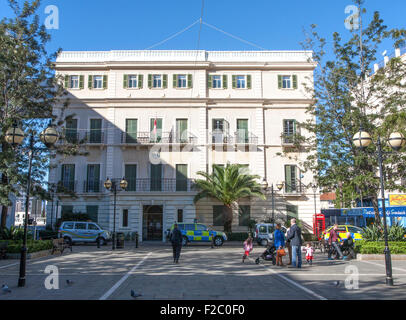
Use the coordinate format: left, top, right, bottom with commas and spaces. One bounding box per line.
125, 164, 137, 191
212, 75, 222, 88
150, 118, 162, 142
259, 225, 267, 234
70, 75, 79, 89
236, 119, 249, 143
122, 209, 129, 227
232, 75, 251, 89
150, 163, 162, 191
148, 74, 167, 88
176, 119, 188, 143
278, 75, 297, 89
86, 164, 100, 192
196, 224, 207, 231
125, 119, 138, 143
65, 119, 78, 143
283, 119, 296, 143
74, 222, 87, 230
128, 75, 137, 88
178, 75, 187, 88
88, 224, 100, 230
208, 75, 227, 89
237, 75, 246, 88
61, 205, 73, 215
176, 164, 188, 191
86, 205, 98, 222
185, 224, 195, 231
239, 205, 250, 227
89, 119, 102, 143
63, 222, 74, 229
177, 209, 183, 223
93, 75, 103, 89
213, 205, 225, 226
61, 164, 75, 191
286, 205, 298, 220
153, 75, 162, 88
284, 165, 297, 193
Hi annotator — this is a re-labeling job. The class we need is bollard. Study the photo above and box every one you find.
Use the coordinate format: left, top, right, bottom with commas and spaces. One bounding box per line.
135, 231, 139, 248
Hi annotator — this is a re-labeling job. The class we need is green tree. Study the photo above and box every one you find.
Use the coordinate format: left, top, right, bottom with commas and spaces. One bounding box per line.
0, 0, 82, 228
300, 0, 406, 226
193, 164, 265, 232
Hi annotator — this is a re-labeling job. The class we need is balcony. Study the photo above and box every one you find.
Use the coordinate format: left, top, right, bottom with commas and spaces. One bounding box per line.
120, 132, 197, 146
57, 129, 106, 146
210, 131, 258, 150
124, 178, 196, 192
57, 180, 77, 193
83, 180, 104, 193
283, 179, 306, 196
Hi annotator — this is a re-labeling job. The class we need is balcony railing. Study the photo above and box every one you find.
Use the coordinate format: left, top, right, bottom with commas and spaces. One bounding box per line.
284, 179, 306, 195
84, 131, 105, 144
211, 131, 258, 145
83, 180, 104, 193
124, 178, 195, 192
57, 130, 105, 145
121, 132, 197, 144
57, 180, 77, 193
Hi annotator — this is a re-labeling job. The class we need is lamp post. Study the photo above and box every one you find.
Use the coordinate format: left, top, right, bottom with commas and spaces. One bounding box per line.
104, 177, 128, 250
262, 179, 284, 224
353, 129, 406, 286
311, 184, 318, 239
5, 122, 59, 287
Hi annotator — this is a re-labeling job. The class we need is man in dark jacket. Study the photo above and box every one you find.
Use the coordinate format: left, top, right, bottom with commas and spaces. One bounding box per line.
170, 223, 183, 263
286, 218, 302, 268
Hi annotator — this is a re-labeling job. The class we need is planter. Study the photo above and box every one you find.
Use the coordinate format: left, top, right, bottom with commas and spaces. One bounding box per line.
6, 249, 53, 260
357, 254, 406, 261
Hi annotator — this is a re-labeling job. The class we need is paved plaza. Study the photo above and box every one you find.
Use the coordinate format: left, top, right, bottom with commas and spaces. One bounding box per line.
0, 242, 406, 300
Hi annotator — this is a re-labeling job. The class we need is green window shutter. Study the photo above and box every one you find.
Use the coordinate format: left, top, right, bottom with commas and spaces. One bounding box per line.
88, 75, 93, 89
79, 75, 84, 89
103, 75, 108, 89
176, 164, 188, 191
223, 75, 227, 89
278, 75, 282, 89
176, 119, 188, 143
173, 74, 177, 88
187, 74, 192, 88
64, 75, 69, 88
163, 74, 168, 88
208, 75, 212, 89
148, 74, 152, 88
125, 119, 138, 143
125, 164, 137, 191
138, 74, 143, 88
292, 75, 298, 89
232, 75, 236, 89
150, 164, 162, 191
237, 119, 249, 143
123, 75, 128, 88
247, 75, 252, 89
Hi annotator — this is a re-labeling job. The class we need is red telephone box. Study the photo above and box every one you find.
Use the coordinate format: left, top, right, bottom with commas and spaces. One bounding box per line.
313, 214, 325, 240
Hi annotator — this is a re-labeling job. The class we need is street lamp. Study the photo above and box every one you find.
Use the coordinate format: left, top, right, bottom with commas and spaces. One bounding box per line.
104, 177, 128, 250
311, 183, 318, 239
353, 129, 406, 286
5, 121, 59, 287
262, 179, 284, 224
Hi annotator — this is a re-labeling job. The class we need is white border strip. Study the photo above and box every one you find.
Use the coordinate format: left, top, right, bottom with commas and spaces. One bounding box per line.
0, 262, 19, 269
99, 252, 151, 300
251, 258, 327, 300
361, 260, 406, 273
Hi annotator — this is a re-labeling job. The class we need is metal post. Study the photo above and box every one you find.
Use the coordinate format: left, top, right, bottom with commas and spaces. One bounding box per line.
313, 191, 317, 238
18, 134, 34, 287
50, 193, 54, 231
112, 182, 117, 250
271, 184, 275, 224
377, 137, 394, 286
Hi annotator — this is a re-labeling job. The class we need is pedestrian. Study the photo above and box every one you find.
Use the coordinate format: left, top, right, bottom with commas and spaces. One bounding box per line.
327, 224, 346, 260
170, 223, 183, 263
274, 224, 286, 266
286, 218, 302, 268
242, 235, 253, 263
343, 232, 356, 260
285, 227, 292, 265
303, 242, 314, 265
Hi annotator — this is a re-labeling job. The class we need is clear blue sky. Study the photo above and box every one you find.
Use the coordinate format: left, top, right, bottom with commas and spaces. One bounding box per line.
1, 0, 405, 58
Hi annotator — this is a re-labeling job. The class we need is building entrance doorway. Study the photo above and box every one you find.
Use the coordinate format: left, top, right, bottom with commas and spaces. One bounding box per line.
143, 205, 163, 240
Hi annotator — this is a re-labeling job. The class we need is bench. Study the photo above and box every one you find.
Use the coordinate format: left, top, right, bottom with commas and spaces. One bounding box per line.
0, 242, 8, 259
52, 238, 72, 255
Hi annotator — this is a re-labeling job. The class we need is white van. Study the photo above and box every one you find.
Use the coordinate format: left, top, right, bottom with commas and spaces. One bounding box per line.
59, 221, 111, 245
254, 223, 287, 246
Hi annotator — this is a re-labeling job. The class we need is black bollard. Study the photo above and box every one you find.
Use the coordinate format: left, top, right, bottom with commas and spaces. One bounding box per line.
135, 232, 139, 248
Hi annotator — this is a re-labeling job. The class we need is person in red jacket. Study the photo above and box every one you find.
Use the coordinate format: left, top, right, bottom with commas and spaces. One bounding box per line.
327, 224, 346, 260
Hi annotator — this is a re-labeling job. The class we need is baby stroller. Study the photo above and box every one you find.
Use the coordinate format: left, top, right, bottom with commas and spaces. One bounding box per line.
255, 243, 277, 265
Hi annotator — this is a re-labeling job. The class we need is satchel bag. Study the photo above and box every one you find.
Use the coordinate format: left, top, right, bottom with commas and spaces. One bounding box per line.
277, 248, 286, 256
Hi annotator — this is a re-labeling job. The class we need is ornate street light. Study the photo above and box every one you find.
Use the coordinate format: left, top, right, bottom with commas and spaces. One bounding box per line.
104, 177, 128, 250
311, 183, 318, 239
262, 179, 284, 225
5, 121, 59, 287
353, 129, 406, 286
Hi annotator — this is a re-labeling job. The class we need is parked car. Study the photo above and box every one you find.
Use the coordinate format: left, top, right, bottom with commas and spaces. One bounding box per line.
166, 223, 227, 246
58, 221, 111, 245
254, 223, 287, 246
322, 225, 364, 242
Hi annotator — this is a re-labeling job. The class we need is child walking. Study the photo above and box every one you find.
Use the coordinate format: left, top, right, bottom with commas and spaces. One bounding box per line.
303, 242, 315, 265
242, 236, 253, 263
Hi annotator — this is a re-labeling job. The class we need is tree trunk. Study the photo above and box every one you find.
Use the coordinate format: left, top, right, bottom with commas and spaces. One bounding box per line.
371, 195, 382, 228
223, 205, 233, 233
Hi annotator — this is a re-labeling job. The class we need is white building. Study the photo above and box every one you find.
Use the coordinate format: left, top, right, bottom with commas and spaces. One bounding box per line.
48, 50, 319, 241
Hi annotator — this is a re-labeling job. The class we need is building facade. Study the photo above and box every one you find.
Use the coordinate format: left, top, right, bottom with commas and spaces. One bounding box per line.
48, 50, 319, 241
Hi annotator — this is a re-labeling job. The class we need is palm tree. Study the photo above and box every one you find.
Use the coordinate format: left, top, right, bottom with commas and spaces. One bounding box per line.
193, 164, 265, 232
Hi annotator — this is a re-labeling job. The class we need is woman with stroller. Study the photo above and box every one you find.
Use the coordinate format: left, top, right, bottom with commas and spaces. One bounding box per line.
274, 224, 286, 266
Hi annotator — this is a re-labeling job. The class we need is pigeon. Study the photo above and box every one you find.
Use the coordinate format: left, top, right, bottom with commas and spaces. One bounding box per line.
333, 281, 340, 287
130, 289, 142, 298
66, 279, 74, 286
2, 285, 11, 294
